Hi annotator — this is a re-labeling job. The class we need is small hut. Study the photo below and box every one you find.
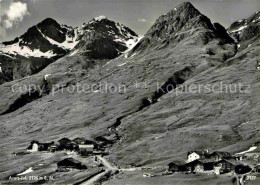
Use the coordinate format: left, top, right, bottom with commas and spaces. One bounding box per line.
57, 158, 87, 172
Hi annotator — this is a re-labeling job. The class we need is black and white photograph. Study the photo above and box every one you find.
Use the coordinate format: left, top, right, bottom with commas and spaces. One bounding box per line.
0, 0, 259, 184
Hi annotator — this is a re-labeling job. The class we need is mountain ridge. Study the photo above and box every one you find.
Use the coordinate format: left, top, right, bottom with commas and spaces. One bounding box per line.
129, 2, 233, 57
0, 16, 139, 85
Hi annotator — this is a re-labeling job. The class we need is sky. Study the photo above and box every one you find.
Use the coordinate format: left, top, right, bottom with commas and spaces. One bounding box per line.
0, 0, 260, 42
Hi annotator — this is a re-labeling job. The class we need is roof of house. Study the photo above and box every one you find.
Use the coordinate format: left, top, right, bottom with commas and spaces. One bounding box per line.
168, 161, 184, 166
210, 151, 231, 157
187, 151, 208, 156
185, 159, 204, 166
84, 140, 96, 144
95, 136, 113, 144
58, 138, 71, 142
95, 136, 109, 141
79, 144, 94, 149
41, 141, 54, 148
57, 158, 82, 166
216, 158, 241, 166
30, 140, 40, 144
73, 137, 86, 142
185, 158, 219, 166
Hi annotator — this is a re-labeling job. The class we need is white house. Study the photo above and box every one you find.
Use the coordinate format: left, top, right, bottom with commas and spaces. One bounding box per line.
187, 152, 201, 162
187, 151, 208, 163
79, 144, 94, 152
27, 141, 39, 152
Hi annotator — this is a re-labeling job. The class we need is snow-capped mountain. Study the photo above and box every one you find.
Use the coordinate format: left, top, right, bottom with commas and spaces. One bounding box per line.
0, 16, 139, 84
71, 15, 139, 59
228, 11, 260, 47
0, 18, 77, 58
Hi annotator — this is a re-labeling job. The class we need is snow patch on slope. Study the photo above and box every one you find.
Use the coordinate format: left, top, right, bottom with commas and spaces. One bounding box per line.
17, 167, 33, 176
69, 49, 79, 56
230, 25, 248, 33
0, 41, 56, 58
94, 15, 107, 21
124, 36, 144, 58
236, 146, 257, 155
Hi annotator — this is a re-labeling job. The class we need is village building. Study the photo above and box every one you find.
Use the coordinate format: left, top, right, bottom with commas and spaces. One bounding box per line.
48, 144, 59, 152
78, 141, 95, 156
232, 154, 243, 161
58, 138, 71, 148
27, 141, 40, 152
254, 165, 260, 173
168, 162, 179, 173
214, 158, 239, 174
185, 160, 204, 172
73, 137, 86, 145
27, 141, 54, 152
58, 138, 78, 150
208, 151, 231, 161
235, 164, 252, 174
178, 164, 189, 172
57, 158, 87, 172
187, 150, 209, 163
185, 159, 215, 173
95, 136, 113, 148
168, 162, 188, 173
84, 140, 97, 146
200, 159, 215, 171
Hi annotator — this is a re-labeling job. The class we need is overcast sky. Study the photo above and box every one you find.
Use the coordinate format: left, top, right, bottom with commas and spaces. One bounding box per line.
0, 0, 260, 42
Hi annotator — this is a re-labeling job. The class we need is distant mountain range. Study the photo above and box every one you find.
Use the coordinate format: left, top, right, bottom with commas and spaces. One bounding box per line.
0, 16, 139, 84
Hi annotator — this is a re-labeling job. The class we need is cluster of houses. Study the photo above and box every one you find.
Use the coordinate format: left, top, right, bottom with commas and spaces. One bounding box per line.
24, 138, 260, 174
25, 137, 112, 172
168, 150, 259, 175
26, 136, 110, 156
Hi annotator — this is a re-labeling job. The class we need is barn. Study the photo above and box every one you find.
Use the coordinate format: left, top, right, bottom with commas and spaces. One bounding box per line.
168, 162, 179, 172
214, 159, 238, 173
254, 165, 260, 173
185, 160, 204, 172
73, 137, 86, 145
208, 151, 231, 161
27, 141, 54, 152
57, 158, 87, 171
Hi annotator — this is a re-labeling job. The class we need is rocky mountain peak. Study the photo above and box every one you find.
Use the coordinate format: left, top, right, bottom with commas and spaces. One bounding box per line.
0, 17, 79, 84
0, 15, 140, 84
72, 16, 139, 59
173, 2, 201, 17
145, 2, 213, 38
1, 17, 78, 58
36, 18, 71, 43
38, 17, 60, 28
79, 16, 138, 39
93, 15, 107, 21
129, 2, 232, 55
